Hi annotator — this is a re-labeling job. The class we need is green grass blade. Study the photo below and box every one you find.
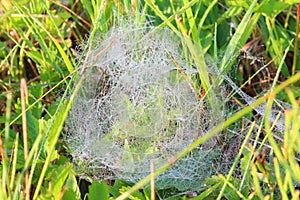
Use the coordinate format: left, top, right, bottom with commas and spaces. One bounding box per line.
198, 0, 218, 31
9, 133, 19, 191
265, 17, 290, 77
217, 122, 255, 200
220, 0, 258, 74
13, 3, 74, 73
183, 0, 199, 43
270, 40, 292, 90
1, 92, 13, 198
51, 164, 73, 199
156, 0, 199, 30
251, 163, 264, 199
145, 0, 180, 34
239, 119, 264, 192
145, 0, 213, 102
274, 157, 289, 199
32, 75, 84, 199
176, 17, 210, 92
29, 16, 74, 73
12, 128, 44, 200
193, 182, 221, 200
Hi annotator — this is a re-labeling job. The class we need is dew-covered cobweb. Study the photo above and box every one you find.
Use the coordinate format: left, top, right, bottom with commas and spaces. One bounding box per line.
65, 21, 242, 192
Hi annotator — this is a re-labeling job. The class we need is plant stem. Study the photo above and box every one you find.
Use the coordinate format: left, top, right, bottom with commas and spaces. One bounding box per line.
292, 4, 300, 76
20, 78, 30, 200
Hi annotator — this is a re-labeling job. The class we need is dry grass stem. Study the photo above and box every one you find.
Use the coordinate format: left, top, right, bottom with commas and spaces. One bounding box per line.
20, 78, 30, 200
150, 160, 155, 200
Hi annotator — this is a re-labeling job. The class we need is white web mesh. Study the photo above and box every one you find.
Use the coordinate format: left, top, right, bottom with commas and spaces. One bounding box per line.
66, 21, 225, 191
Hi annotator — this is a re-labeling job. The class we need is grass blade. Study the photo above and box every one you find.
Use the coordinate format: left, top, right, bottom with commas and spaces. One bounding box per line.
32, 75, 84, 199
220, 0, 258, 74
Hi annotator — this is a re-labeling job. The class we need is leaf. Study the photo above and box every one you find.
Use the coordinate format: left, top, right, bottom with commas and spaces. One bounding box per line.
62, 171, 81, 200
191, 182, 221, 199
119, 186, 145, 200
255, 0, 289, 17
109, 179, 129, 198
219, 6, 244, 21
51, 164, 73, 200
26, 110, 39, 145
88, 181, 109, 200
240, 150, 251, 177
80, 0, 94, 24
200, 30, 212, 53
27, 83, 43, 118
62, 191, 78, 200
50, 11, 71, 28
225, 0, 250, 8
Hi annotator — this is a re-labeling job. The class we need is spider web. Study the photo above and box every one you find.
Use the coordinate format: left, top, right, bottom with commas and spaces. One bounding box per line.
66, 20, 228, 191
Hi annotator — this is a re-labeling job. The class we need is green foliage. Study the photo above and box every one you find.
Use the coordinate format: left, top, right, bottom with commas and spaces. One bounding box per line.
1, 0, 300, 199
0, 0, 84, 199
88, 181, 109, 200
81, 180, 151, 200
